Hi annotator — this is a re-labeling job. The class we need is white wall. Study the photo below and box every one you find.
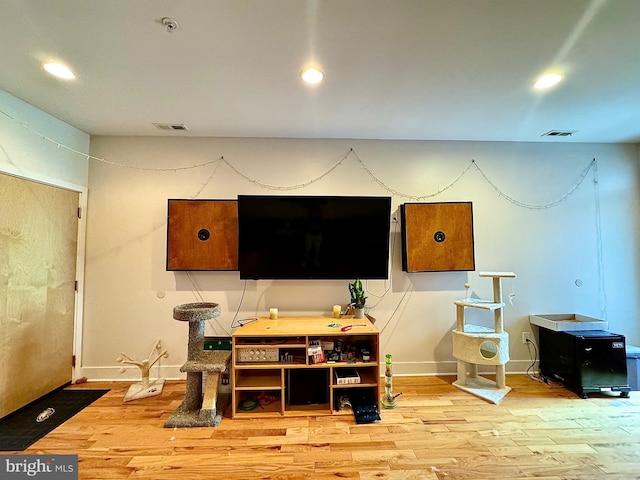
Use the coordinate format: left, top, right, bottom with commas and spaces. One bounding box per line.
3, 89, 638, 381
81, 136, 640, 380
0, 89, 89, 187
1, 89, 90, 381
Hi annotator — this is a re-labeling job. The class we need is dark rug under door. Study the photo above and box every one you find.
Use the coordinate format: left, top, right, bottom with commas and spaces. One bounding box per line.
0, 388, 108, 451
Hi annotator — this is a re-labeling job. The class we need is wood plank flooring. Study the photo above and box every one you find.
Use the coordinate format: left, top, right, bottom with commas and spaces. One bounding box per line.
11, 375, 640, 479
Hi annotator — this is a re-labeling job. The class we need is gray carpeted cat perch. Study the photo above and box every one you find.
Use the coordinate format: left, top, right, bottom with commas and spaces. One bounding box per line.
164, 302, 231, 428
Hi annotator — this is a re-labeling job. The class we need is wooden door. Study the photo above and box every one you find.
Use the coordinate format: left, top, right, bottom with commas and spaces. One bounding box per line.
0, 173, 79, 419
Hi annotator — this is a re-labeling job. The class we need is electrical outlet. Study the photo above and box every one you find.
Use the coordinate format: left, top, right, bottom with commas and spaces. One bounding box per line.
522, 332, 532, 344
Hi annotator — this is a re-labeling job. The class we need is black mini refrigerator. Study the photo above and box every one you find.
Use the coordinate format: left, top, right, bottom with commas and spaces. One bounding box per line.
539, 329, 630, 398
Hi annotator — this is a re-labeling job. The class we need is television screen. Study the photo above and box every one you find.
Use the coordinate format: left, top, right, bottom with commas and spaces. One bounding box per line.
238, 195, 391, 280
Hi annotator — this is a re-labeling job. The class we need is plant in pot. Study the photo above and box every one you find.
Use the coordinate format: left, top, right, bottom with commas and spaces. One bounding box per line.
348, 278, 367, 319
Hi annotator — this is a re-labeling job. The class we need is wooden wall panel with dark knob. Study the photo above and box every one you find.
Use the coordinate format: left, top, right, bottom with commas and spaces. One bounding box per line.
166, 199, 238, 271
400, 202, 475, 272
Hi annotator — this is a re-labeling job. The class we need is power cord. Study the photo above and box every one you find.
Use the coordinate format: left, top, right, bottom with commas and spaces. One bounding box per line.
525, 338, 545, 383
525, 337, 566, 387
185, 271, 231, 335
364, 215, 398, 308
230, 280, 257, 329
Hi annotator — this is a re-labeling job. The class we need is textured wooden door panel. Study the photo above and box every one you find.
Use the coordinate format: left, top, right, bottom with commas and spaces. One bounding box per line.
0, 173, 79, 419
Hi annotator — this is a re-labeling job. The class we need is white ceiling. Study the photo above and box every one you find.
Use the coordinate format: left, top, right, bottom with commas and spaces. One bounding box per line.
1, 0, 639, 143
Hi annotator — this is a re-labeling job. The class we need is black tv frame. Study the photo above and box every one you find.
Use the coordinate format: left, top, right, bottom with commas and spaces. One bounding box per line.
237, 195, 391, 280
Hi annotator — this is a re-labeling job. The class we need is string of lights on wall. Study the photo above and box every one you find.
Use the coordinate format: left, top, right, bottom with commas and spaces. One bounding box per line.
2, 108, 597, 210
2, 109, 609, 324
592, 160, 607, 320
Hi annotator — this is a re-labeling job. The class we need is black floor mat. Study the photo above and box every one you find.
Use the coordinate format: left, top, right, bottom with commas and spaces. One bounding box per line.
0, 388, 108, 451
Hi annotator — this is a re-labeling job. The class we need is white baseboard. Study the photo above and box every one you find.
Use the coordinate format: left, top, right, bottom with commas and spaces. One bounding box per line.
76, 360, 536, 382
381, 359, 535, 377
76, 365, 187, 382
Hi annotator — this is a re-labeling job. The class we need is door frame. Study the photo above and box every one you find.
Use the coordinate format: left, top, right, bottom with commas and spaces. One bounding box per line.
1, 168, 88, 383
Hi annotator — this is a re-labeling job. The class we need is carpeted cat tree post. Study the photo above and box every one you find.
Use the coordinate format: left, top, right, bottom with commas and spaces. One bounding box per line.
164, 302, 231, 428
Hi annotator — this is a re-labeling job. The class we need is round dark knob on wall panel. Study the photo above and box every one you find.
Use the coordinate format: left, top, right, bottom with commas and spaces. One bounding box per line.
197, 228, 211, 241
434, 231, 446, 243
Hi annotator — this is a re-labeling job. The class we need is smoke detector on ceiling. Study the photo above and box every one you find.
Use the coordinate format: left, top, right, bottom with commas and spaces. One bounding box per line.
161, 17, 179, 33
153, 123, 189, 131
542, 130, 577, 137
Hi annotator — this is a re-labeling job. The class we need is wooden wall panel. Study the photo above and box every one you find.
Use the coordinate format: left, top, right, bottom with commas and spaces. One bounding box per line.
166, 199, 238, 271
401, 202, 475, 272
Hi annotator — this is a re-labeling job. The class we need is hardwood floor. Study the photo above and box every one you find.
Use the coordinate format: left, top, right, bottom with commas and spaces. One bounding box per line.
14, 375, 640, 479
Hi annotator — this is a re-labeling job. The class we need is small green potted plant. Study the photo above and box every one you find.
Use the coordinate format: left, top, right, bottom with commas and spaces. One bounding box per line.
349, 278, 367, 319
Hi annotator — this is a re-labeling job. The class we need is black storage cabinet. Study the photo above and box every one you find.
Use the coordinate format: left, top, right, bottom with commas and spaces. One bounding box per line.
539, 329, 630, 398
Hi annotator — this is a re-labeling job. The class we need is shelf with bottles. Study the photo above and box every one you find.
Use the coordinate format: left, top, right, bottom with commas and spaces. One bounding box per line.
309, 335, 377, 365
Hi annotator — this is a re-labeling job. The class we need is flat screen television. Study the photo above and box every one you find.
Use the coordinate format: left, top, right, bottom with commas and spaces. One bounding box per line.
237, 195, 391, 280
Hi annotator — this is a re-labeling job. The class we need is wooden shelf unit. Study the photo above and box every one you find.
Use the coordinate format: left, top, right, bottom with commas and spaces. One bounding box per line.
231, 316, 380, 418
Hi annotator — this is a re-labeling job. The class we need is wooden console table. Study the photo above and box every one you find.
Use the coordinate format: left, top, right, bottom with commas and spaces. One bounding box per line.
231, 316, 380, 418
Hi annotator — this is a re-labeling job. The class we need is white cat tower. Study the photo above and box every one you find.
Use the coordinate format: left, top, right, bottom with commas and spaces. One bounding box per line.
452, 271, 516, 404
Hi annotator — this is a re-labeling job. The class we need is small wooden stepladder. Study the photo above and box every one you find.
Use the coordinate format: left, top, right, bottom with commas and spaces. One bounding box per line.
452, 271, 516, 404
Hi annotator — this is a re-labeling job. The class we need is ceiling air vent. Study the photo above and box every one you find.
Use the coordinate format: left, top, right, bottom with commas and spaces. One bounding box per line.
153, 123, 189, 131
542, 130, 576, 137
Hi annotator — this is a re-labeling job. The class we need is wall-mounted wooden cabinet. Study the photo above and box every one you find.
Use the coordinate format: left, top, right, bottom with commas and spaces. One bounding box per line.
166, 199, 238, 271
400, 202, 475, 272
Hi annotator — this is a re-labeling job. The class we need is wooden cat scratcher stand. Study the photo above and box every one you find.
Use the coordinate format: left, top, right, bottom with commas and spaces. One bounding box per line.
452, 271, 516, 404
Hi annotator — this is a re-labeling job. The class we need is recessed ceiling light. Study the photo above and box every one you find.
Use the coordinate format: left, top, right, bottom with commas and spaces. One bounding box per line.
534, 73, 562, 89
300, 67, 325, 84
43, 62, 75, 80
